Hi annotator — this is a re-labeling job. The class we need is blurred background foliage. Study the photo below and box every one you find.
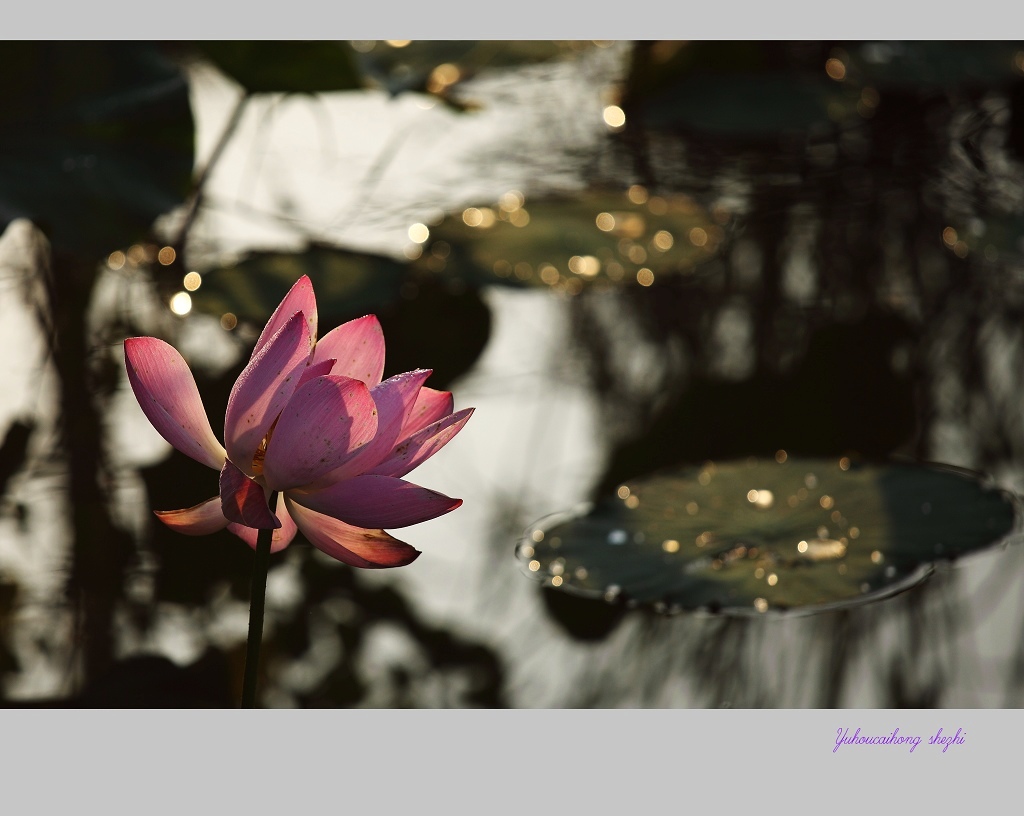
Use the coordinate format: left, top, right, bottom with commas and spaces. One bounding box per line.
1, 40, 1023, 707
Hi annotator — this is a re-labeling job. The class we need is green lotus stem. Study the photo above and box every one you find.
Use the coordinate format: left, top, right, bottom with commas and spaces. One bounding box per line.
241, 490, 279, 708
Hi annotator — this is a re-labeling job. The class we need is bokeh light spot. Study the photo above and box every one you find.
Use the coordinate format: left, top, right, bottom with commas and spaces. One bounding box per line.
169, 292, 192, 316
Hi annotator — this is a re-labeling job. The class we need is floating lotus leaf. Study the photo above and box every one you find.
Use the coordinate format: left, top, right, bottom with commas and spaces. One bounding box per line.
198, 42, 362, 94
355, 40, 603, 99
412, 190, 723, 290
847, 42, 1024, 91
0, 43, 194, 256
518, 457, 1019, 616
189, 246, 408, 326
619, 42, 852, 137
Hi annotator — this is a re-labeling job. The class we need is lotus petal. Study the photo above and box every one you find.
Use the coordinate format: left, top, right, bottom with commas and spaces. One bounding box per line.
368, 407, 475, 479
261, 375, 378, 491
400, 387, 455, 438
154, 496, 229, 535
227, 494, 297, 553
286, 497, 420, 568
224, 311, 311, 474
220, 460, 281, 529
124, 338, 227, 470
252, 275, 317, 360
290, 473, 462, 528
312, 314, 385, 387
303, 369, 430, 488
297, 357, 336, 387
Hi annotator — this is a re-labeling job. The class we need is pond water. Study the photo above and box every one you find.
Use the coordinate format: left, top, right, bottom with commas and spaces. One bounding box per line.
1, 41, 1024, 707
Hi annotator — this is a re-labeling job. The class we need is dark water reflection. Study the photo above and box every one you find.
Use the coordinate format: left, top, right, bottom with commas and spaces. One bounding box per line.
1, 41, 1024, 706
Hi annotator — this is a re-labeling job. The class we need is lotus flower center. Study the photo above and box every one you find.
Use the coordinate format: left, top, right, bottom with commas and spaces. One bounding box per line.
250, 419, 278, 476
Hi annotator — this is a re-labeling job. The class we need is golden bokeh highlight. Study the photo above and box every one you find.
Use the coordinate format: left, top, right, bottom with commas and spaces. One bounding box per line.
508, 208, 530, 227
183, 272, 202, 291
825, 58, 846, 80
158, 246, 176, 265
942, 226, 958, 246
636, 268, 654, 287
775, 449, 788, 463
169, 292, 192, 316
108, 251, 126, 270
426, 63, 461, 94
627, 244, 647, 264
662, 539, 680, 553
747, 489, 774, 509
627, 185, 648, 205
408, 223, 430, 243
220, 312, 238, 331
568, 255, 600, 277
603, 105, 626, 129
463, 207, 496, 228
652, 230, 674, 250
688, 227, 708, 247
596, 212, 616, 232
127, 245, 147, 265
499, 190, 525, 212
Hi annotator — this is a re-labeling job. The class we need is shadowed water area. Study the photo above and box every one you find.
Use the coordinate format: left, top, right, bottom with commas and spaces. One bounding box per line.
1, 41, 1023, 707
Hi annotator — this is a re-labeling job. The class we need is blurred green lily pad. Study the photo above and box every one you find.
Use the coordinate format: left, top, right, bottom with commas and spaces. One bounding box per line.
354, 40, 605, 101
847, 41, 1024, 91
518, 457, 1019, 616
198, 42, 362, 94
0, 43, 194, 256
620, 42, 853, 137
189, 245, 409, 327
412, 189, 724, 291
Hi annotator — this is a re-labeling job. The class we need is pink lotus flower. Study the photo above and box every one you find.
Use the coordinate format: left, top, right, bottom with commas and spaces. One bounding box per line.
124, 275, 473, 568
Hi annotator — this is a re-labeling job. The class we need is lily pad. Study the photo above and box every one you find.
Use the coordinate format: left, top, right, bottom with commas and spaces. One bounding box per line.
0, 43, 194, 257
197, 42, 362, 94
354, 40, 602, 99
412, 190, 724, 291
517, 457, 1019, 616
620, 42, 853, 138
188, 245, 409, 327
848, 41, 1024, 91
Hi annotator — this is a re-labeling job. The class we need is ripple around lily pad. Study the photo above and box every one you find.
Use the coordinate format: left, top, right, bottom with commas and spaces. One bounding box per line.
517, 457, 1021, 617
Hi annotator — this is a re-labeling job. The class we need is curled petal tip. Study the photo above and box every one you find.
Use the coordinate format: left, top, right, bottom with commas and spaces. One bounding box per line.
153, 497, 229, 536
220, 460, 282, 529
